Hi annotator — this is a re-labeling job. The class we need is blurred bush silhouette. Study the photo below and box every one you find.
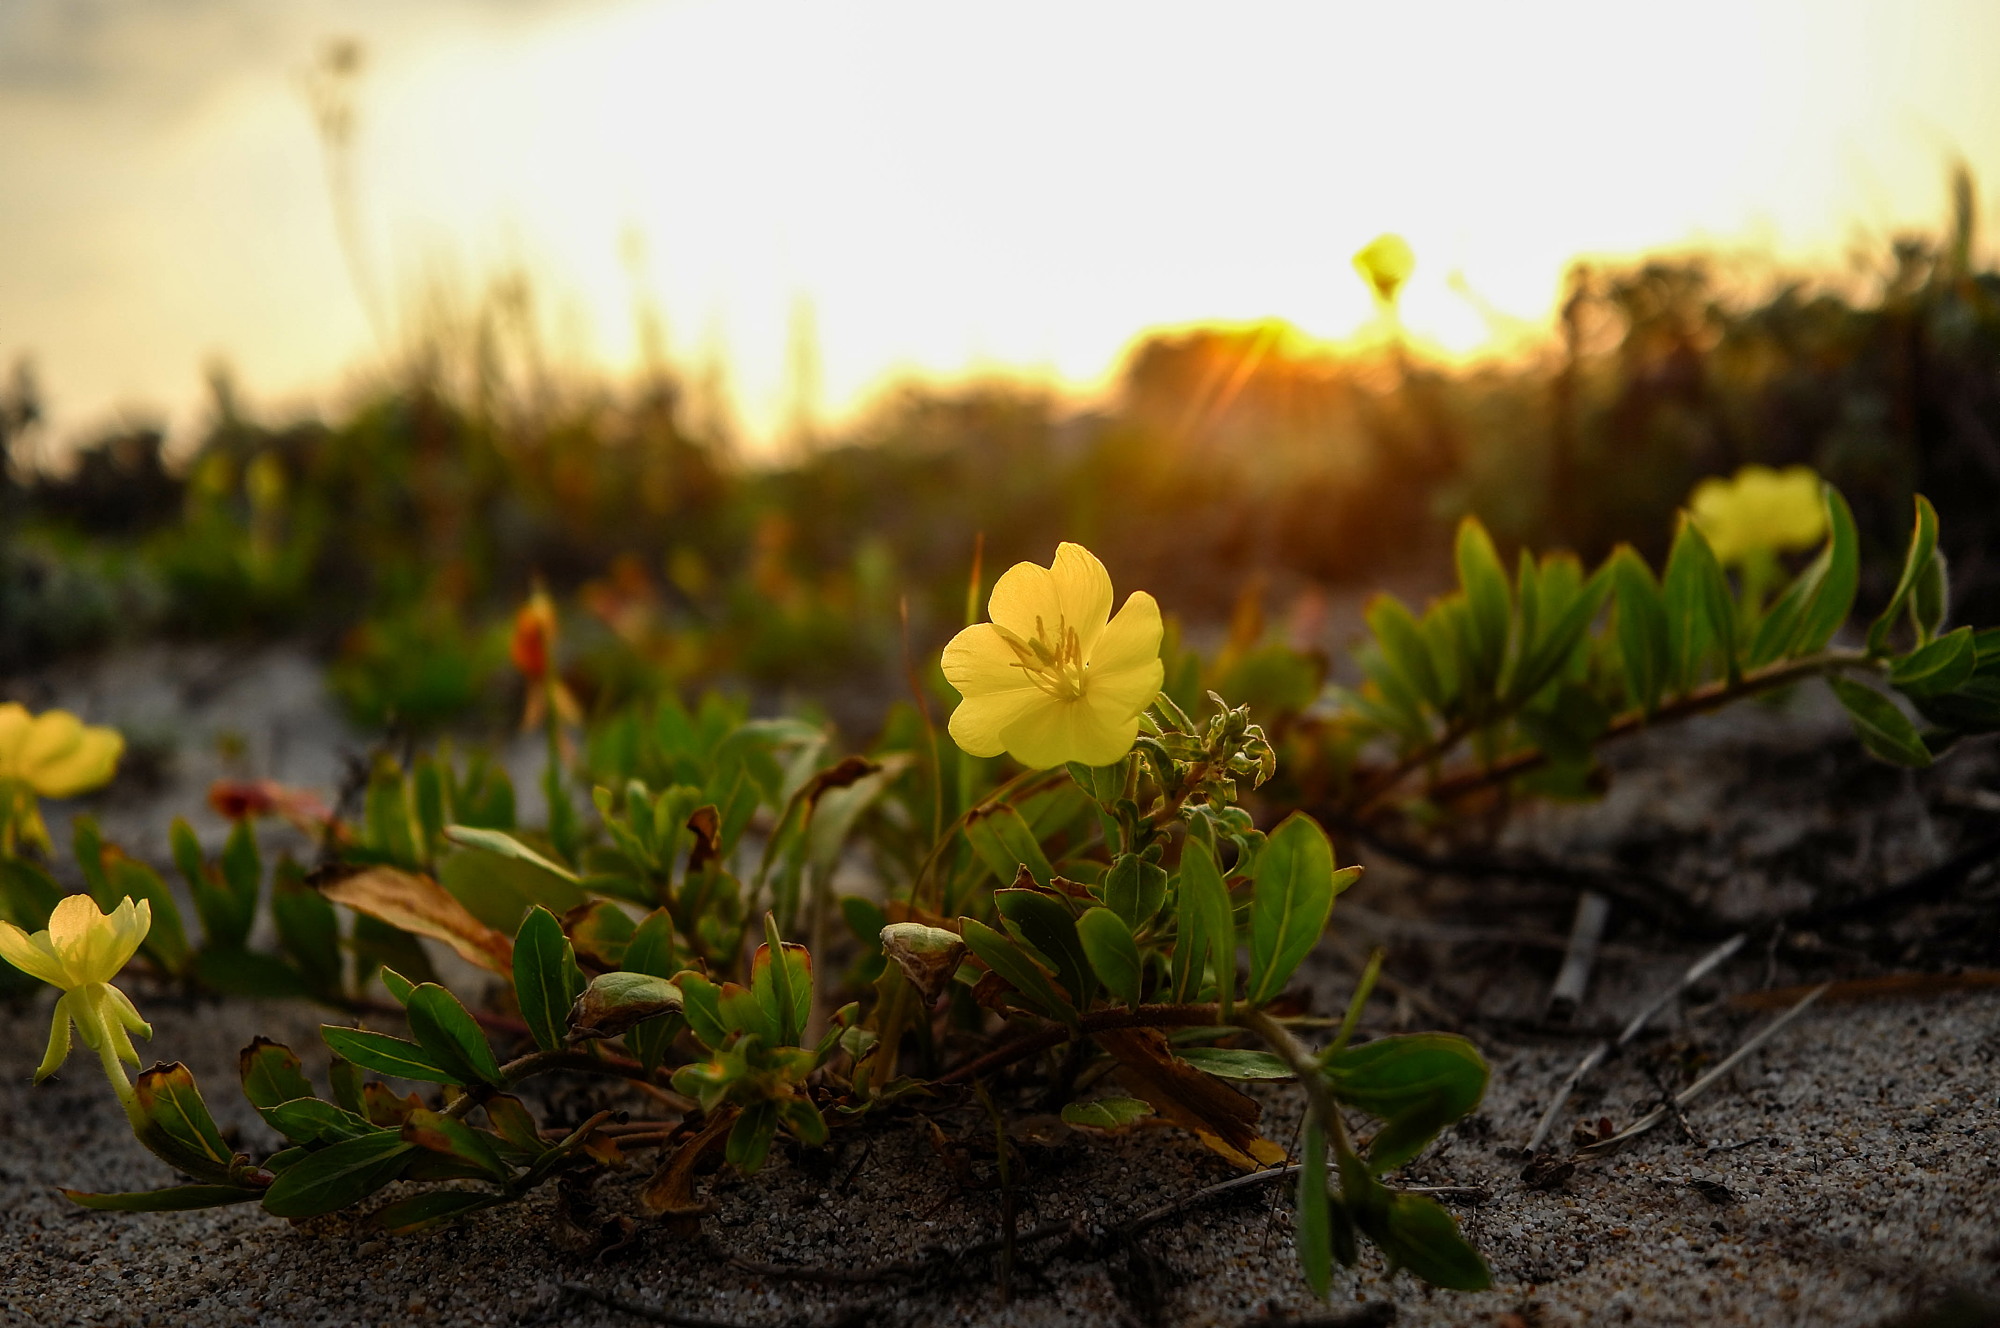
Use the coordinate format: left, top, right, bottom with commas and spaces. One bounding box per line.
2, 171, 1995, 739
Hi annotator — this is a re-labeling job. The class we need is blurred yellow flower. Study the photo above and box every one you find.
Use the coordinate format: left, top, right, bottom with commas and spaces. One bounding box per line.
942, 543, 1163, 769
1688, 465, 1828, 565
0, 704, 123, 799
0, 705, 124, 856
0, 894, 153, 1105
1353, 233, 1415, 307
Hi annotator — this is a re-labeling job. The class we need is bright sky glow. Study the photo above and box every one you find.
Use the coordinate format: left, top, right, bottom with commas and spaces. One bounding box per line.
2, 0, 1997, 451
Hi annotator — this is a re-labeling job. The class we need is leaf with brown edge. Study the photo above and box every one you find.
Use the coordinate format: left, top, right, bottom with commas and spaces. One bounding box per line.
318, 864, 513, 973
1094, 1027, 1287, 1172
685, 804, 723, 873
803, 755, 881, 804
639, 1107, 737, 1232
879, 921, 967, 1005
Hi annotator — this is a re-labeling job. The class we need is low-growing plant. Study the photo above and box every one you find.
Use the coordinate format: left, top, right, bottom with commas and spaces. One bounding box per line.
3, 478, 1993, 1301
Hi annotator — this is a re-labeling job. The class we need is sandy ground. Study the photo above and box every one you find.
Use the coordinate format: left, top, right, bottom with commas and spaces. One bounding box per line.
3, 644, 1999, 1327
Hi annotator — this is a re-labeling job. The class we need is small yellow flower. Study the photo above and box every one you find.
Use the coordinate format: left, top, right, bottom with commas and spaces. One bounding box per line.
0, 894, 153, 1104
942, 543, 1164, 769
0, 704, 124, 799
1353, 233, 1415, 307
1688, 465, 1828, 565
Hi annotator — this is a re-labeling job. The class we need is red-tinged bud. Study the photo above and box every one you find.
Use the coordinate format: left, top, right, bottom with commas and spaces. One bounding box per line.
511, 592, 558, 682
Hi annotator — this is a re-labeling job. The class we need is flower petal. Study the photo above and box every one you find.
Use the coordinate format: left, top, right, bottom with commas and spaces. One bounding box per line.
34, 991, 74, 1082
1048, 543, 1115, 655
103, 897, 151, 976
17, 711, 84, 788
0, 918, 68, 987
27, 727, 122, 799
107, 982, 153, 1042
48, 893, 117, 986
999, 697, 1140, 769
1088, 591, 1163, 677
985, 559, 1060, 643
942, 624, 1049, 759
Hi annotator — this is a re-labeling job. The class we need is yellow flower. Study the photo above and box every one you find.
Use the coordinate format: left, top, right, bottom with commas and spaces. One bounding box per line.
1688, 465, 1828, 565
1353, 233, 1415, 307
0, 704, 124, 798
0, 894, 153, 1103
942, 543, 1164, 769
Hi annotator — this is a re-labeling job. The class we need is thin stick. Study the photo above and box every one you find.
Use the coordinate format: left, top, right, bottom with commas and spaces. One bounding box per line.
1524, 932, 1746, 1153
1578, 982, 1828, 1157
1544, 890, 1612, 1024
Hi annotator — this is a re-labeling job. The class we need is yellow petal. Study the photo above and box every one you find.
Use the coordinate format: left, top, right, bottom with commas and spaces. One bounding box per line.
48, 893, 118, 986
17, 711, 83, 787
999, 697, 1139, 769
102, 897, 151, 977
985, 559, 1060, 644
27, 726, 122, 799
1088, 592, 1163, 676
34, 991, 74, 1082
0, 703, 29, 775
1047, 543, 1115, 655
942, 623, 1050, 758
0, 918, 69, 987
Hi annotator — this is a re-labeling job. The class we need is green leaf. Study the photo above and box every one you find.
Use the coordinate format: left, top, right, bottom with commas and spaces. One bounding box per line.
131, 1063, 236, 1183
405, 983, 504, 1087
1325, 1033, 1488, 1173
624, 907, 677, 977
379, 967, 416, 1005
260, 1132, 415, 1219
1296, 1122, 1332, 1297
64, 1185, 264, 1212
752, 912, 811, 1047
1913, 549, 1950, 641
1099, 853, 1168, 930
271, 863, 342, 996
443, 825, 581, 883
1372, 1192, 1491, 1291
963, 804, 1054, 889
959, 916, 1076, 1025
1793, 486, 1861, 655
1173, 839, 1236, 1018
372, 1190, 502, 1234
1610, 547, 1669, 716
1453, 516, 1512, 707
1060, 1097, 1154, 1130
568, 970, 684, 1040
218, 819, 263, 941
1365, 594, 1443, 712
995, 888, 1095, 1011
402, 1108, 511, 1183
1889, 627, 1977, 698
1075, 906, 1143, 1009
727, 1100, 779, 1173
320, 1026, 457, 1086
238, 1038, 315, 1110
513, 905, 586, 1054
1827, 676, 1932, 768
674, 970, 730, 1047
261, 1098, 381, 1146
1868, 494, 1939, 654
1175, 1047, 1294, 1080
328, 1057, 365, 1115
1662, 517, 1735, 691
1247, 813, 1345, 1008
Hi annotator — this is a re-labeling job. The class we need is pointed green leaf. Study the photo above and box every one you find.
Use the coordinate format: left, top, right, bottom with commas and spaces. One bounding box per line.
1868, 494, 1939, 654
1453, 517, 1512, 706
238, 1038, 315, 1110
1889, 626, 1977, 698
1247, 813, 1344, 1007
1662, 517, 1735, 691
1373, 1191, 1491, 1290
1828, 676, 1932, 768
443, 825, 581, 883
405, 983, 503, 1086
1365, 594, 1443, 711
752, 912, 811, 1047
372, 1190, 502, 1234
959, 916, 1076, 1025
64, 1185, 264, 1212
320, 1026, 456, 1086
402, 1108, 511, 1183
1099, 853, 1168, 929
1297, 1122, 1333, 1297
1610, 547, 1669, 716
1792, 485, 1860, 654
1173, 839, 1236, 1017
1060, 1097, 1154, 1130
131, 1063, 236, 1183
260, 1098, 381, 1146
1075, 906, 1143, 1009
1176, 1047, 1294, 1080
260, 1131, 415, 1219
996, 888, 1095, 1010
963, 804, 1054, 889
513, 905, 586, 1053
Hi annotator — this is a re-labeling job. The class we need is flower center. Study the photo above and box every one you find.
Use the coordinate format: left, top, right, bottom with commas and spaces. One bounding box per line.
997, 615, 1088, 702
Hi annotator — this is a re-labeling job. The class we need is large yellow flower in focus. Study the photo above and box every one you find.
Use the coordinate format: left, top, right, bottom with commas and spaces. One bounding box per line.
942, 543, 1164, 769
0, 894, 153, 1105
1688, 465, 1827, 565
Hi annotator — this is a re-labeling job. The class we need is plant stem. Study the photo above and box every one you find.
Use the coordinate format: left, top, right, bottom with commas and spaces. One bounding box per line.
935, 1003, 1221, 1085
1240, 1007, 1357, 1166
1356, 649, 1875, 818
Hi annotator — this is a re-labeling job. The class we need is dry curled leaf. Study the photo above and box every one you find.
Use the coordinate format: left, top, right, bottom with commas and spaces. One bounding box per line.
878, 922, 967, 1005
1095, 1027, 1287, 1172
317, 864, 513, 973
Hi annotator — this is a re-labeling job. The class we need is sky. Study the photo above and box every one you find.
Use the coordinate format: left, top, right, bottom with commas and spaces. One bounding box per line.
2, 0, 1998, 454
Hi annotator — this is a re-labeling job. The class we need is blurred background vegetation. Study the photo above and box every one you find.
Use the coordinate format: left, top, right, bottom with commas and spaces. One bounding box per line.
1, 173, 1995, 746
